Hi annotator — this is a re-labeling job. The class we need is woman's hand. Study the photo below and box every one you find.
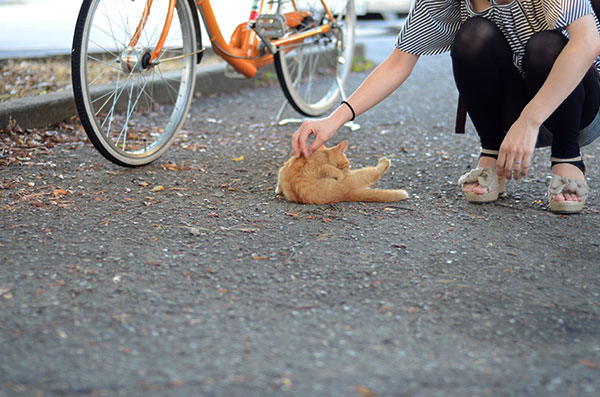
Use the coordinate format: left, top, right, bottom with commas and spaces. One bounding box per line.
496, 114, 540, 180
496, 14, 600, 180
292, 116, 341, 158
290, 50, 419, 158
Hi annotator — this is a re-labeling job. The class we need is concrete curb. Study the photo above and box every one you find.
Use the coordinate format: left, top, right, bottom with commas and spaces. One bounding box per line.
0, 44, 365, 130
0, 62, 271, 130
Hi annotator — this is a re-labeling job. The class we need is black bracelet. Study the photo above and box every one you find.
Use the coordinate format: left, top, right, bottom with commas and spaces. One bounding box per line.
341, 101, 356, 122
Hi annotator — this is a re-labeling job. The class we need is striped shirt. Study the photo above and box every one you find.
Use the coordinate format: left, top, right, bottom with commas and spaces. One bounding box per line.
396, 0, 600, 74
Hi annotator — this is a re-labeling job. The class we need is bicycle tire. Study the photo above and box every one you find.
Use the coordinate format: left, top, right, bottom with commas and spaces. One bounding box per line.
72, 0, 198, 167
274, 0, 356, 117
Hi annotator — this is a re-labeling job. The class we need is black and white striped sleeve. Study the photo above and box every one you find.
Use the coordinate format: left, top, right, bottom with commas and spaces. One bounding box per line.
541, 0, 595, 29
395, 0, 462, 55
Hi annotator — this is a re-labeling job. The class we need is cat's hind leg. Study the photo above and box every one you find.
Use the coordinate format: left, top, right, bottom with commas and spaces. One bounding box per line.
346, 188, 408, 202
348, 157, 391, 186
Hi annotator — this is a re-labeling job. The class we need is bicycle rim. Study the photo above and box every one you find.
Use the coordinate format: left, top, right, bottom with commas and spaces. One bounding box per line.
274, 0, 356, 117
72, 0, 197, 166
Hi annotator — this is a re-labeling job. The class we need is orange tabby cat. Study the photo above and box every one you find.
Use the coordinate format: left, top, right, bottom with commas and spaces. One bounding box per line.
276, 141, 408, 204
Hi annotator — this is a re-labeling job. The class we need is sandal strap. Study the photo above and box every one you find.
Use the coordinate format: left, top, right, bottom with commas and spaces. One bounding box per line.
480, 148, 500, 156
550, 156, 583, 163
457, 167, 497, 188
548, 174, 589, 199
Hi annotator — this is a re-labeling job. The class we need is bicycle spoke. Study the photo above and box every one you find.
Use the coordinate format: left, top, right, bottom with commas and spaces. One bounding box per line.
73, 0, 198, 165
274, 0, 355, 116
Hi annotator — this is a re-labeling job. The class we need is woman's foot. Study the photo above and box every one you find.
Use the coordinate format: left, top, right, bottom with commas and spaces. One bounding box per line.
461, 156, 498, 195
550, 163, 584, 203
458, 156, 506, 203
548, 162, 588, 214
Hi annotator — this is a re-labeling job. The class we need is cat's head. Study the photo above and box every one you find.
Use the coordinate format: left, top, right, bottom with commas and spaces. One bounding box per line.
317, 140, 349, 171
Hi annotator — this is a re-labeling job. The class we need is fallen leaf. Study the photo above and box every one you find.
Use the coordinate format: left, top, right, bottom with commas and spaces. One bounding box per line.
578, 358, 599, 369
53, 189, 68, 197
355, 385, 377, 397
376, 305, 394, 313
161, 163, 181, 171
252, 256, 268, 260
400, 307, 419, 312
231, 155, 244, 162
0, 285, 12, 297
152, 186, 165, 192
281, 377, 292, 389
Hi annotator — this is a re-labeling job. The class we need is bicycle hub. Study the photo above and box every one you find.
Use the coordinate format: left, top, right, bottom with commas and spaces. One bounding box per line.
119, 47, 153, 73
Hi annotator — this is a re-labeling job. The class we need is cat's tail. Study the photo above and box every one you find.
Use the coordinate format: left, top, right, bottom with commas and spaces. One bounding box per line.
346, 188, 408, 202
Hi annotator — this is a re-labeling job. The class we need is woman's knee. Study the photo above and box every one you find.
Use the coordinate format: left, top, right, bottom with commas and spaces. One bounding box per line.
451, 17, 503, 61
523, 31, 567, 74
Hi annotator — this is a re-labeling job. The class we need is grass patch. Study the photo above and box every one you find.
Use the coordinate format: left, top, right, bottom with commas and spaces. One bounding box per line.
351, 56, 374, 73
0, 58, 72, 101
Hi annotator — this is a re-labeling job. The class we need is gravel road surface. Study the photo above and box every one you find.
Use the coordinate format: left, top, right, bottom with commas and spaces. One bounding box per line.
1, 54, 599, 396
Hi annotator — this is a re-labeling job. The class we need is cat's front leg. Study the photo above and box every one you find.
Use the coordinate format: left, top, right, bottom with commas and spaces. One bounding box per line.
317, 164, 345, 182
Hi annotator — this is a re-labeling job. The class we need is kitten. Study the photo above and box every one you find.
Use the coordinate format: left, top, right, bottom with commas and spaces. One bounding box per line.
276, 141, 408, 204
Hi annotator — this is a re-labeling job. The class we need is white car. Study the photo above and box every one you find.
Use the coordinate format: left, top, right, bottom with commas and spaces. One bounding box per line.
357, 0, 414, 19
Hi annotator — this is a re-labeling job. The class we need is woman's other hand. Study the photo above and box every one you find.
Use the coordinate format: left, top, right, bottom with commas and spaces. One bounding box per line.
497, 114, 539, 180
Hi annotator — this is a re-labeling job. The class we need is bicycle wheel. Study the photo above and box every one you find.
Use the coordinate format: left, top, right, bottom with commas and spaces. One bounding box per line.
72, 0, 198, 166
274, 0, 356, 117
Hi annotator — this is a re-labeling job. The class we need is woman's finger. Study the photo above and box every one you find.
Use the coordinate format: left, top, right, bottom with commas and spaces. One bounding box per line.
301, 127, 316, 157
499, 149, 516, 179
292, 124, 313, 158
306, 135, 324, 157
496, 150, 506, 178
512, 160, 522, 180
520, 152, 532, 177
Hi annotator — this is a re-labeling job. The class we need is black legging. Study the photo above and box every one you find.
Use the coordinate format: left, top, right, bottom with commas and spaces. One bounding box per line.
450, 16, 600, 169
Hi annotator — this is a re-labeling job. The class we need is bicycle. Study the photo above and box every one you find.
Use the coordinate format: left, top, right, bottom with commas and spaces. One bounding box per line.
71, 0, 356, 166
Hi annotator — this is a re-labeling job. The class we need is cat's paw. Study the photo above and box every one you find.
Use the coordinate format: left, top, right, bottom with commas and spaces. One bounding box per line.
378, 157, 391, 172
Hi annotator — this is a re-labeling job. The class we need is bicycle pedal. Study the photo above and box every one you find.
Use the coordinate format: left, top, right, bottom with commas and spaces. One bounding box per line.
224, 64, 246, 80
254, 14, 286, 38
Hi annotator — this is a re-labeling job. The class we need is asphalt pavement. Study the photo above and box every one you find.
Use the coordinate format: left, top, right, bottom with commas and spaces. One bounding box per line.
1, 44, 600, 396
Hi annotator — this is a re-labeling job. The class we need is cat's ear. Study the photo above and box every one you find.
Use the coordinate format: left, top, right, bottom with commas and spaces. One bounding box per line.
335, 140, 348, 153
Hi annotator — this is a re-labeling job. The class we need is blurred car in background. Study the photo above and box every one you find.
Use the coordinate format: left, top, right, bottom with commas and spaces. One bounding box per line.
356, 0, 413, 19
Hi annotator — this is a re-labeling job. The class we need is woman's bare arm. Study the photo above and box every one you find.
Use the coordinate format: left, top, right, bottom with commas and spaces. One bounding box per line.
497, 14, 600, 179
292, 49, 420, 158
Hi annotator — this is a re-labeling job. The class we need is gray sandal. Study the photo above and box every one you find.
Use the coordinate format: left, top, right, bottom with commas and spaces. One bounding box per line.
458, 167, 506, 203
548, 175, 588, 214
548, 156, 588, 214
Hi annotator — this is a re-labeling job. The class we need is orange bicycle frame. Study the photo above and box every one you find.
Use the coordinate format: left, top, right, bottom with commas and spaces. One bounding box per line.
132, 0, 336, 78
129, 0, 177, 63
